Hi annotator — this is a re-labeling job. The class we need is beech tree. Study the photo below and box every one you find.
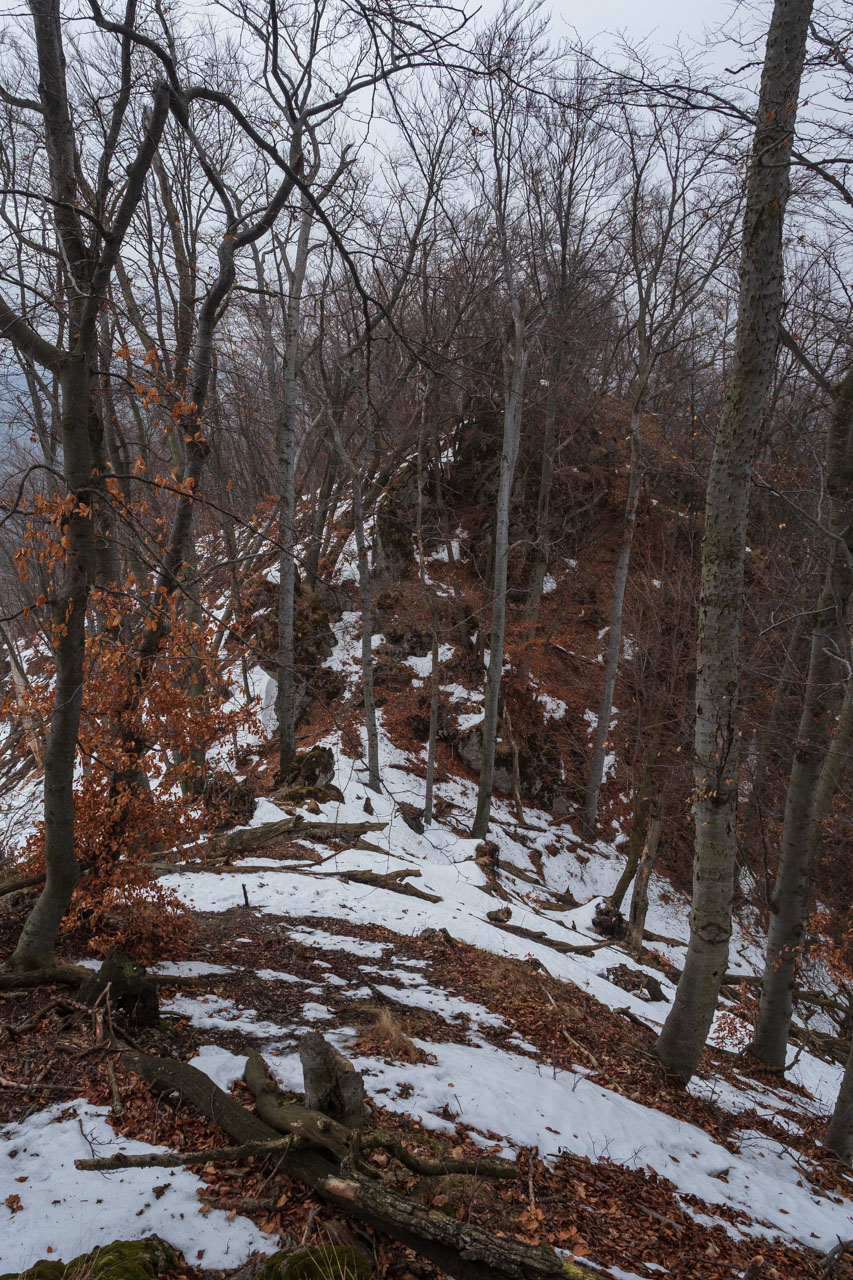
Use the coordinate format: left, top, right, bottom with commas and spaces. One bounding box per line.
582, 98, 738, 839
1, 0, 170, 971
655, 0, 814, 1083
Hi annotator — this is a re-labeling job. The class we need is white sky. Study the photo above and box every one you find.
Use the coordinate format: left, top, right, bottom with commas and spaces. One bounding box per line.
517, 0, 745, 58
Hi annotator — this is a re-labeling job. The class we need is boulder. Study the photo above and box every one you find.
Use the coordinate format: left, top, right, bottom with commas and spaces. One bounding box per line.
0, 1235, 179, 1280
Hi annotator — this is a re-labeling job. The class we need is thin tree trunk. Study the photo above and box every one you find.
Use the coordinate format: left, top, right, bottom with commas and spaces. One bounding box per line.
424, 627, 440, 827
276, 202, 313, 771
609, 713, 664, 912
741, 611, 809, 852
629, 804, 661, 956
583, 394, 644, 838
827, 1035, 853, 1161
518, 378, 558, 686
810, 673, 853, 865
304, 448, 336, 588
472, 324, 527, 838
11, 357, 92, 970
353, 470, 381, 792
656, 0, 813, 1084
750, 369, 853, 1068
0, 624, 44, 769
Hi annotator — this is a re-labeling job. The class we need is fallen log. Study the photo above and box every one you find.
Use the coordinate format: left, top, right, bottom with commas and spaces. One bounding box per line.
338, 868, 442, 903
199, 817, 387, 860
76, 1135, 295, 1171
490, 920, 611, 957
115, 1046, 601, 1280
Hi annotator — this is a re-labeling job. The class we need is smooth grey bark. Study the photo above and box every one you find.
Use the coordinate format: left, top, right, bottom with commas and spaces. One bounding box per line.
656, 0, 814, 1082
827, 1033, 853, 1160
472, 321, 527, 837
583, 391, 645, 838
750, 368, 853, 1067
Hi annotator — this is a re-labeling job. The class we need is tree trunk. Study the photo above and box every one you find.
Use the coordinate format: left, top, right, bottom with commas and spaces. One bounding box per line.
583, 394, 644, 838
276, 202, 313, 771
472, 323, 527, 838
517, 377, 557, 685
750, 369, 853, 1068
0, 624, 44, 769
810, 673, 853, 866
118, 1048, 594, 1280
655, 0, 814, 1083
11, 357, 92, 971
353, 470, 381, 792
827, 1035, 853, 1162
424, 624, 440, 826
609, 713, 664, 912
629, 805, 661, 956
304, 448, 336, 588
741, 611, 809, 853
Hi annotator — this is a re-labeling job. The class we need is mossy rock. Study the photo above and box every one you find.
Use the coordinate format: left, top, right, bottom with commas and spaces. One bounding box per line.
1, 1235, 179, 1280
255, 1245, 375, 1279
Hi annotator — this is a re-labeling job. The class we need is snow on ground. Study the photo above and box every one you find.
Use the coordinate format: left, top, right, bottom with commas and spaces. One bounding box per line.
0, 1101, 274, 1273
3, 573, 849, 1274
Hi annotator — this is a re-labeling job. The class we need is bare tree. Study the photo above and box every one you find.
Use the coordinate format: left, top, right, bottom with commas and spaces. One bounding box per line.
655, 0, 814, 1084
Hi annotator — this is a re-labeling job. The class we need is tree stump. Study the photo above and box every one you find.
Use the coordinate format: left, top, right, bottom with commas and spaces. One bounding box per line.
299, 1032, 364, 1131
78, 947, 159, 1027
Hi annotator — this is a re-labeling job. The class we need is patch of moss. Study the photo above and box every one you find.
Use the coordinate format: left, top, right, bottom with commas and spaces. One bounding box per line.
256, 1245, 375, 1279
2, 1236, 179, 1280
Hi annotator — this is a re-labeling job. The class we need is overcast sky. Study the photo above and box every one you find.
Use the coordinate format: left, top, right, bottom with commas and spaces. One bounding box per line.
541, 0, 742, 58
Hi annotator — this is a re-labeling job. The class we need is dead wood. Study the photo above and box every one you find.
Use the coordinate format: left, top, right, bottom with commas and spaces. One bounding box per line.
197, 817, 387, 861
75, 1135, 295, 1171
244, 1047, 353, 1161
115, 1046, 601, 1280
491, 919, 611, 956
338, 867, 441, 902
361, 1130, 517, 1179
300, 1031, 365, 1130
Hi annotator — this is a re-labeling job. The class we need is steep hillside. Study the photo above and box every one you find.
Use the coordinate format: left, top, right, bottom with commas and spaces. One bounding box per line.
1, 422, 851, 1280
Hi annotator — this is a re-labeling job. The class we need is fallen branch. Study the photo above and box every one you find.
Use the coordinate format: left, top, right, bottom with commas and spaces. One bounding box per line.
244, 1048, 353, 1162
75, 1135, 295, 1171
362, 1129, 516, 1179
491, 920, 611, 957
115, 1046, 601, 1280
821, 1238, 853, 1274
338, 867, 442, 902
197, 817, 387, 861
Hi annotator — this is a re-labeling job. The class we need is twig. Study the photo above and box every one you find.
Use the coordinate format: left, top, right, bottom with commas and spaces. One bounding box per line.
106, 1060, 123, 1116
821, 1239, 853, 1274
360, 1130, 517, 1180
75, 1134, 294, 1171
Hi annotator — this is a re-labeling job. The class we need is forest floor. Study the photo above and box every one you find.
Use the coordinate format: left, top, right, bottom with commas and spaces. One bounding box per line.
2, 747, 853, 1280
3, 525, 853, 1279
